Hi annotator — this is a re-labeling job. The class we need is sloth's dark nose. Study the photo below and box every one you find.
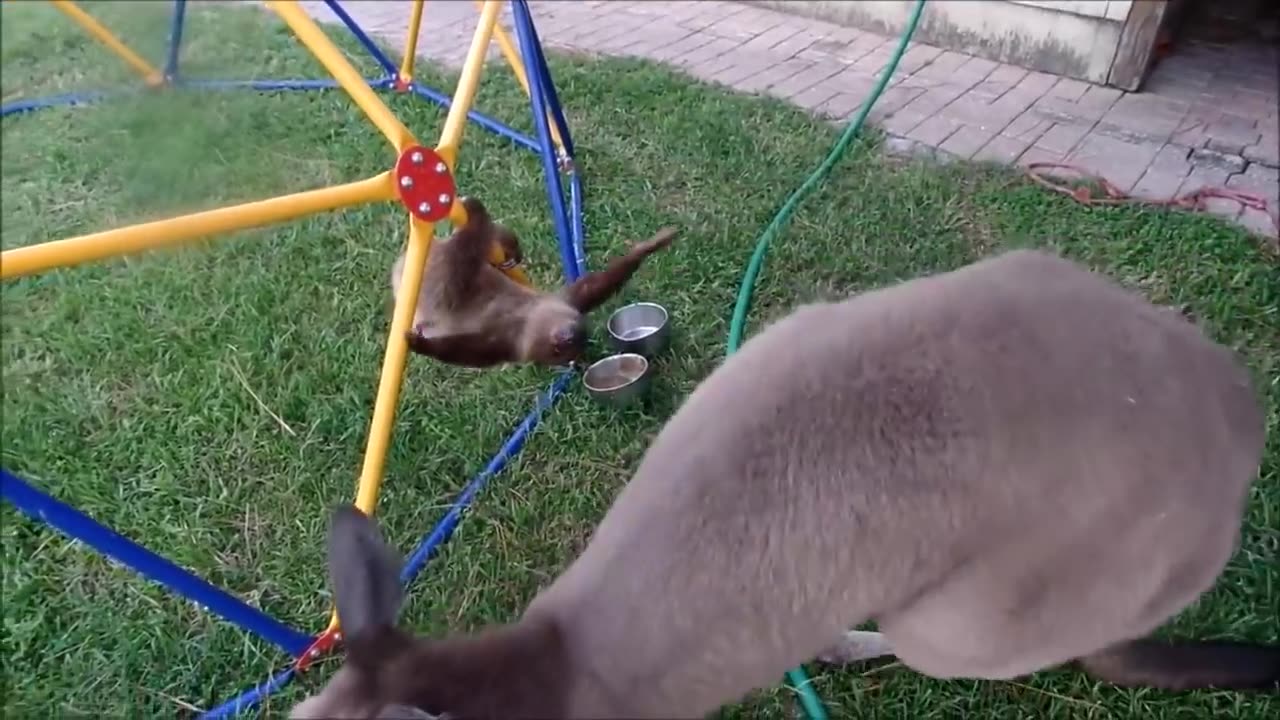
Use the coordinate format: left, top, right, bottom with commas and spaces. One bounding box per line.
553, 323, 587, 352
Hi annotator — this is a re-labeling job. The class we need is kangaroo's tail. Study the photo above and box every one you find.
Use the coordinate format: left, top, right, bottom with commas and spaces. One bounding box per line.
1078, 638, 1280, 692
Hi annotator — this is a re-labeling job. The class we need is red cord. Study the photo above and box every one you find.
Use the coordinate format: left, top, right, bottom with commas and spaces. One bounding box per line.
1023, 162, 1279, 245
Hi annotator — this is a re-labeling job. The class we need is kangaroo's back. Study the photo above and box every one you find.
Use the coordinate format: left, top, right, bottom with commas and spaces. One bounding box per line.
525, 249, 1265, 717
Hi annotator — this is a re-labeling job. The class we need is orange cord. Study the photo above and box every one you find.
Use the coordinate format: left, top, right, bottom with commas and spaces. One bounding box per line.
1023, 162, 1279, 248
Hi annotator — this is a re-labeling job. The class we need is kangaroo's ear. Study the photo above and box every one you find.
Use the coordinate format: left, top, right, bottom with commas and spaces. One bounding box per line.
327, 505, 404, 638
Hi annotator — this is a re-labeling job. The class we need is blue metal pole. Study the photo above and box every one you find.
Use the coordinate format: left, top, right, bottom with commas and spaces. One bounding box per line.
567, 171, 588, 277
1, 470, 316, 657
196, 666, 296, 719
164, 0, 188, 82
194, 373, 573, 717
2, 90, 111, 117
515, 0, 586, 275
321, 0, 400, 79
176, 77, 391, 92
2, 77, 402, 118
407, 83, 541, 153
400, 372, 573, 583
510, 0, 577, 282
4, 11, 590, 710
514, 0, 576, 159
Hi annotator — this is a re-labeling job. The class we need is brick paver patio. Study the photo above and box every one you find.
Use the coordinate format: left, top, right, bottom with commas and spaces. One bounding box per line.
296, 1, 1279, 238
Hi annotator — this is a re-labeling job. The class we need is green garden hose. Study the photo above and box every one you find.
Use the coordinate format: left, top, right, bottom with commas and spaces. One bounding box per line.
721, 2, 929, 718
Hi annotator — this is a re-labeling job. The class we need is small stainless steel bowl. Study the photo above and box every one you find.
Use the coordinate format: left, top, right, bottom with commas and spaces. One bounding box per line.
606, 302, 671, 358
582, 353, 652, 407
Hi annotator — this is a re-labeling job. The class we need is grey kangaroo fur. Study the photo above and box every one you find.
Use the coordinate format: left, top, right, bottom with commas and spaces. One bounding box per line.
293, 249, 1275, 719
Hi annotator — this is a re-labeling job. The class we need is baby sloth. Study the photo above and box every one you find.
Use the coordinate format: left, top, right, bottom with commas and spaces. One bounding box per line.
391, 197, 677, 368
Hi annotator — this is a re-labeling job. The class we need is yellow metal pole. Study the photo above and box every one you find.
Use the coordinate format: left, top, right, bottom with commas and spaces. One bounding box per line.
435, 0, 501, 168
492, 249, 531, 286
1, 173, 397, 279
434, 201, 530, 287
321, 213, 435, 636
352, 218, 432, 516
399, 0, 426, 85
481, 3, 530, 97
48, 0, 164, 86
454, 2, 543, 287
473, 0, 565, 152
266, 1, 417, 153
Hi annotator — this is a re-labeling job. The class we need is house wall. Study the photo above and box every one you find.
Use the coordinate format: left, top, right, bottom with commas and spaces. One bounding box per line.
1008, 2, 1132, 22
748, 0, 1136, 85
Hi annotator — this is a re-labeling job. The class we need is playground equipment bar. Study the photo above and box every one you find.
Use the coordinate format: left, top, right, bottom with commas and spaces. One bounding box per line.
3, 0, 587, 713
343, 0, 519, 526
197, 371, 575, 719
319, 0, 400, 79
179, 76, 387, 92
518, 9, 576, 163
354, 217, 433, 518
0, 470, 316, 657
266, 0, 417, 152
401, 0, 427, 84
406, 82, 540, 151
310, 0, 516, 642
164, 0, 186, 80
475, 0, 567, 155
437, 0, 502, 166
0, 80, 401, 120
0, 89, 111, 117
49, 0, 164, 85
0, 173, 397, 279
513, 0, 581, 279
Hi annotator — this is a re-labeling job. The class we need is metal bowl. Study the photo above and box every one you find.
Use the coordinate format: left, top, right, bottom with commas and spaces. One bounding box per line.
582, 353, 652, 407
606, 302, 671, 358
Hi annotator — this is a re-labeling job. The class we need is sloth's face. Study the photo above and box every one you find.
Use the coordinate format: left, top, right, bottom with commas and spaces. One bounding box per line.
543, 320, 588, 366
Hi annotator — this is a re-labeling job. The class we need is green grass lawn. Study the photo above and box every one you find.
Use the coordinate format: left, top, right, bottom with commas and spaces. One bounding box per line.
2, 2, 1276, 718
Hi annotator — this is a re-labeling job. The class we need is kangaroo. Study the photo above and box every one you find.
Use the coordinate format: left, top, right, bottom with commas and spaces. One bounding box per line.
294, 249, 1275, 719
